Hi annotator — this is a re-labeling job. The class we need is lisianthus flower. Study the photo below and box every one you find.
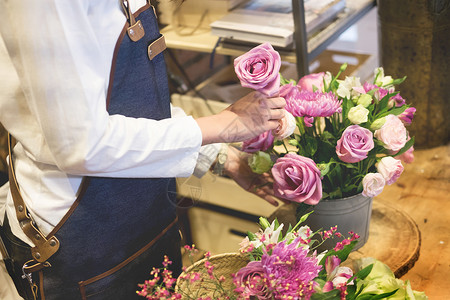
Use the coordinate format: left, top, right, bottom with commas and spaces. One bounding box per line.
363, 82, 389, 101
362, 173, 385, 197
284, 89, 342, 127
398, 107, 416, 126
248, 151, 272, 174
261, 237, 322, 299
396, 136, 414, 164
389, 93, 406, 107
376, 156, 404, 185
374, 114, 407, 153
348, 104, 369, 124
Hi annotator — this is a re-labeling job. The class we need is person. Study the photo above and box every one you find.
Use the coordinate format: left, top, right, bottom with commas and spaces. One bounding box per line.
0, 0, 286, 299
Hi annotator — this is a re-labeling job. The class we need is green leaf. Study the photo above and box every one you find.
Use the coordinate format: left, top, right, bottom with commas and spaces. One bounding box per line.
342, 97, 354, 119
376, 105, 407, 119
321, 130, 335, 141
342, 184, 358, 193
305, 136, 319, 156
376, 92, 397, 113
273, 139, 283, 146
354, 264, 374, 280
393, 136, 415, 157
355, 289, 399, 300
311, 289, 341, 300
392, 76, 407, 85
280, 73, 296, 85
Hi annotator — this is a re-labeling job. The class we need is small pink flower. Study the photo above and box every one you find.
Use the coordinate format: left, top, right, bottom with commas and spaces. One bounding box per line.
297, 72, 325, 92
377, 156, 404, 185
363, 82, 389, 101
398, 107, 416, 126
271, 153, 322, 205
234, 42, 281, 96
362, 173, 385, 197
375, 114, 407, 152
389, 93, 406, 107
336, 125, 374, 163
242, 130, 275, 153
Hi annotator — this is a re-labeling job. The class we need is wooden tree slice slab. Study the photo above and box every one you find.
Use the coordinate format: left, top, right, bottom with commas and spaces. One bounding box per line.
345, 200, 421, 277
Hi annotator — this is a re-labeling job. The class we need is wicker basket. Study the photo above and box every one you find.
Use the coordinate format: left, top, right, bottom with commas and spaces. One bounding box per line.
175, 252, 250, 298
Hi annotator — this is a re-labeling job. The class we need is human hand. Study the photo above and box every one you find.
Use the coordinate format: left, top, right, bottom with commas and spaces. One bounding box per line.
223, 145, 288, 207
196, 91, 285, 145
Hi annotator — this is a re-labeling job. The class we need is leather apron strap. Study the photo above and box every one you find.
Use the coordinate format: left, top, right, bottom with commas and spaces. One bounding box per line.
7, 134, 59, 264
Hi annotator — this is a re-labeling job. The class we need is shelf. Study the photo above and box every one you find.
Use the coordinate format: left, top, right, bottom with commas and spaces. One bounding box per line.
161, 0, 376, 75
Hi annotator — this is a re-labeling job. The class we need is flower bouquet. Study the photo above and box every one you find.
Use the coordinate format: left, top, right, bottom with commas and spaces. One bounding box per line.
137, 213, 427, 299
233, 43, 416, 247
235, 43, 415, 205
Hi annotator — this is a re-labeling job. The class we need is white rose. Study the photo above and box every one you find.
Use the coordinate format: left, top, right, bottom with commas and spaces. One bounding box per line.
348, 105, 369, 124
362, 173, 385, 197
377, 156, 404, 185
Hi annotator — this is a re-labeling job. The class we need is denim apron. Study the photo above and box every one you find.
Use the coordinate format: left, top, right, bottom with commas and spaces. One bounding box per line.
2, 3, 181, 299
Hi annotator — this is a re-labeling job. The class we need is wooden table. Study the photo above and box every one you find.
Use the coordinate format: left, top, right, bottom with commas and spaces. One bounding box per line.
375, 144, 450, 299
344, 200, 421, 278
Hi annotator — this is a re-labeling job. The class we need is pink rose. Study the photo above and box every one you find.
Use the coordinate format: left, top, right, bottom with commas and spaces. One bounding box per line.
297, 72, 325, 92
377, 156, 404, 185
271, 153, 322, 205
272, 110, 296, 140
398, 107, 416, 126
234, 42, 281, 96
233, 261, 271, 299
242, 130, 274, 153
374, 114, 407, 152
362, 173, 385, 197
336, 125, 374, 163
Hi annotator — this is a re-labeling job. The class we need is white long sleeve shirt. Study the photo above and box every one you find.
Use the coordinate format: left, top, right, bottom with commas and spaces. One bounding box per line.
0, 0, 219, 245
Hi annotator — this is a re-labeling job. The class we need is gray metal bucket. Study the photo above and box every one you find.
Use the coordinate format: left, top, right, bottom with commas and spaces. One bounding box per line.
305, 193, 373, 252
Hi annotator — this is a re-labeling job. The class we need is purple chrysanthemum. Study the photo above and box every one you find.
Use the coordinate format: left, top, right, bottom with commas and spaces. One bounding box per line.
284, 89, 342, 126
261, 238, 322, 299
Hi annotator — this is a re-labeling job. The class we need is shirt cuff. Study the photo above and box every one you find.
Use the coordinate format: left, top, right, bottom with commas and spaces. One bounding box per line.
193, 143, 222, 178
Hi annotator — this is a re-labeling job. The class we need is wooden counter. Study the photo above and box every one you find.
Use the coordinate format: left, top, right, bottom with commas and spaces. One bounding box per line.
375, 144, 450, 299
